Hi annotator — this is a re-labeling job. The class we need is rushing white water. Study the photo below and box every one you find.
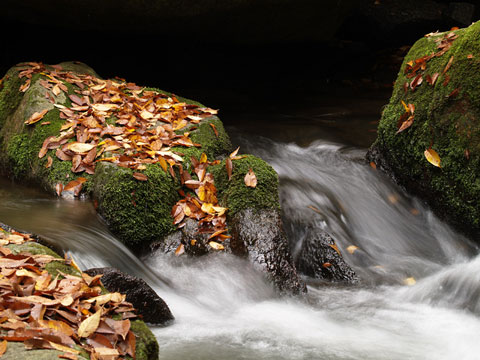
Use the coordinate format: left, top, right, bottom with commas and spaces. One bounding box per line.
1, 107, 480, 359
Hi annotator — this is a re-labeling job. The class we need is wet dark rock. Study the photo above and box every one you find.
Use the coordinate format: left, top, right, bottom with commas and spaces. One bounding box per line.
295, 227, 358, 284
229, 209, 306, 295
85, 267, 174, 326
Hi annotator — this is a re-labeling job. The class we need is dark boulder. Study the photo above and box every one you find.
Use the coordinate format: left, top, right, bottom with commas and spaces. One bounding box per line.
229, 209, 306, 295
85, 267, 174, 326
295, 226, 358, 284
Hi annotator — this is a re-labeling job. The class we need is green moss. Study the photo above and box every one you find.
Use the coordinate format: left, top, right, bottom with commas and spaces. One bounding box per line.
92, 162, 180, 249
0, 67, 24, 129
6, 242, 62, 258
373, 21, 480, 234
130, 319, 159, 360
189, 116, 232, 159
210, 154, 280, 217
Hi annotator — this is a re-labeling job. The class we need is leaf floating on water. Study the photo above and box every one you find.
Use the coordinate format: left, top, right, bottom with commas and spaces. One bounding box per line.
424, 148, 442, 168
346, 245, 359, 254
132, 172, 148, 181
403, 277, 416, 286
369, 161, 377, 170
244, 168, 257, 188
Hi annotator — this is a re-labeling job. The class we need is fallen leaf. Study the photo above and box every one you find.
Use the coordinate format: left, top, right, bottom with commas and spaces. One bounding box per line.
424, 148, 442, 168
443, 55, 454, 75
78, 309, 102, 338
209, 123, 219, 137
329, 243, 341, 256
25, 109, 49, 125
322, 262, 332, 268
244, 168, 257, 188
132, 172, 148, 181
369, 161, 376, 169
0, 340, 7, 356
67, 142, 96, 154
208, 241, 224, 250
226, 158, 233, 180
45, 156, 53, 168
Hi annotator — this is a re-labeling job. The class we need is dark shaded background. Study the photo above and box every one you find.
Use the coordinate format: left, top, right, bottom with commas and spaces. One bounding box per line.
1, 0, 478, 116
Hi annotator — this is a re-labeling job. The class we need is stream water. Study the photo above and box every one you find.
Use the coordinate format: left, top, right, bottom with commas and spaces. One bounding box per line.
1, 93, 480, 359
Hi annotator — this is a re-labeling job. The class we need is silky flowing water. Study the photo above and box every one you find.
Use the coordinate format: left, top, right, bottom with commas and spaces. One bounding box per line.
1, 93, 480, 359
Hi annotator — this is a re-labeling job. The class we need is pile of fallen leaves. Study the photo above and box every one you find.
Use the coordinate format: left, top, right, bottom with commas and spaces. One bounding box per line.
393, 28, 463, 168
0, 226, 138, 359
14, 62, 263, 250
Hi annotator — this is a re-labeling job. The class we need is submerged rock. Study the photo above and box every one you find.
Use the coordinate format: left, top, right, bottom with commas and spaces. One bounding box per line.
367, 21, 480, 240
85, 267, 174, 326
296, 227, 358, 284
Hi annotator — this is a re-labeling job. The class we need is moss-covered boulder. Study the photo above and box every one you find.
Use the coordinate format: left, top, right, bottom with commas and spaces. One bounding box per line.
0, 61, 306, 294
367, 21, 480, 239
0, 223, 159, 360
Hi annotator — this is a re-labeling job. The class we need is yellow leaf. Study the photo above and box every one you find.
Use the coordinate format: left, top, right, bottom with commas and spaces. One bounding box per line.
424, 148, 442, 168
401, 100, 409, 112
0, 340, 7, 356
200, 153, 208, 163
208, 241, 224, 250
78, 309, 102, 338
329, 243, 341, 256
346, 245, 359, 254
48, 341, 80, 355
67, 142, 96, 154
201, 203, 215, 215
403, 277, 416, 286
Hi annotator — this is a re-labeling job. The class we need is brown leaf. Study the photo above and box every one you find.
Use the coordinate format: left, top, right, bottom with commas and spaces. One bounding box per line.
133, 172, 148, 181
443, 56, 454, 75
226, 158, 233, 181
448, 88, 460, 98
175, 243, 185, 256
410, 74, 423, 91
424, 148, 442, 168
25, 109, 49, 125
396, 114, 414, 134
244, 168, 257, 188
209, 123, 219, 137
55, 183, 64, 196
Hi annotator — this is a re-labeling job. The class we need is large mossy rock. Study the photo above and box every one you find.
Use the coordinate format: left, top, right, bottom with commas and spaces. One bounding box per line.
367, 21, 480, 239
1, 225, 159, 360
0, 62, 306, 294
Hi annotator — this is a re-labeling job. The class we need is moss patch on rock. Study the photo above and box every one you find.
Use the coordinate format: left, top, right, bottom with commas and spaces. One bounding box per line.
92, 162, 180, 250
369, 21, 480, 237
130, 319, 160, 360
211, 154, 280, 217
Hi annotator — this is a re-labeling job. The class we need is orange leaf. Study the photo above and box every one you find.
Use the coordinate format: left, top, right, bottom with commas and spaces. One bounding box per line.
0, 340, 7, 356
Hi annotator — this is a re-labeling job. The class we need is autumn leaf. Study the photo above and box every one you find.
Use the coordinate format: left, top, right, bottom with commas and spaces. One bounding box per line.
244, 168, 257, 188
208, 241, 224, 250
0, 340, 7, 356
45, 156, 53, 169
132, 172, 148, 181
424, 148, 442, 168
175, 244, 185, 256
78, 309, 102, 338
67, 142, 96, 154
403, 277, 416, 286
226, 158, 233, 180
25, 109, 49, 125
